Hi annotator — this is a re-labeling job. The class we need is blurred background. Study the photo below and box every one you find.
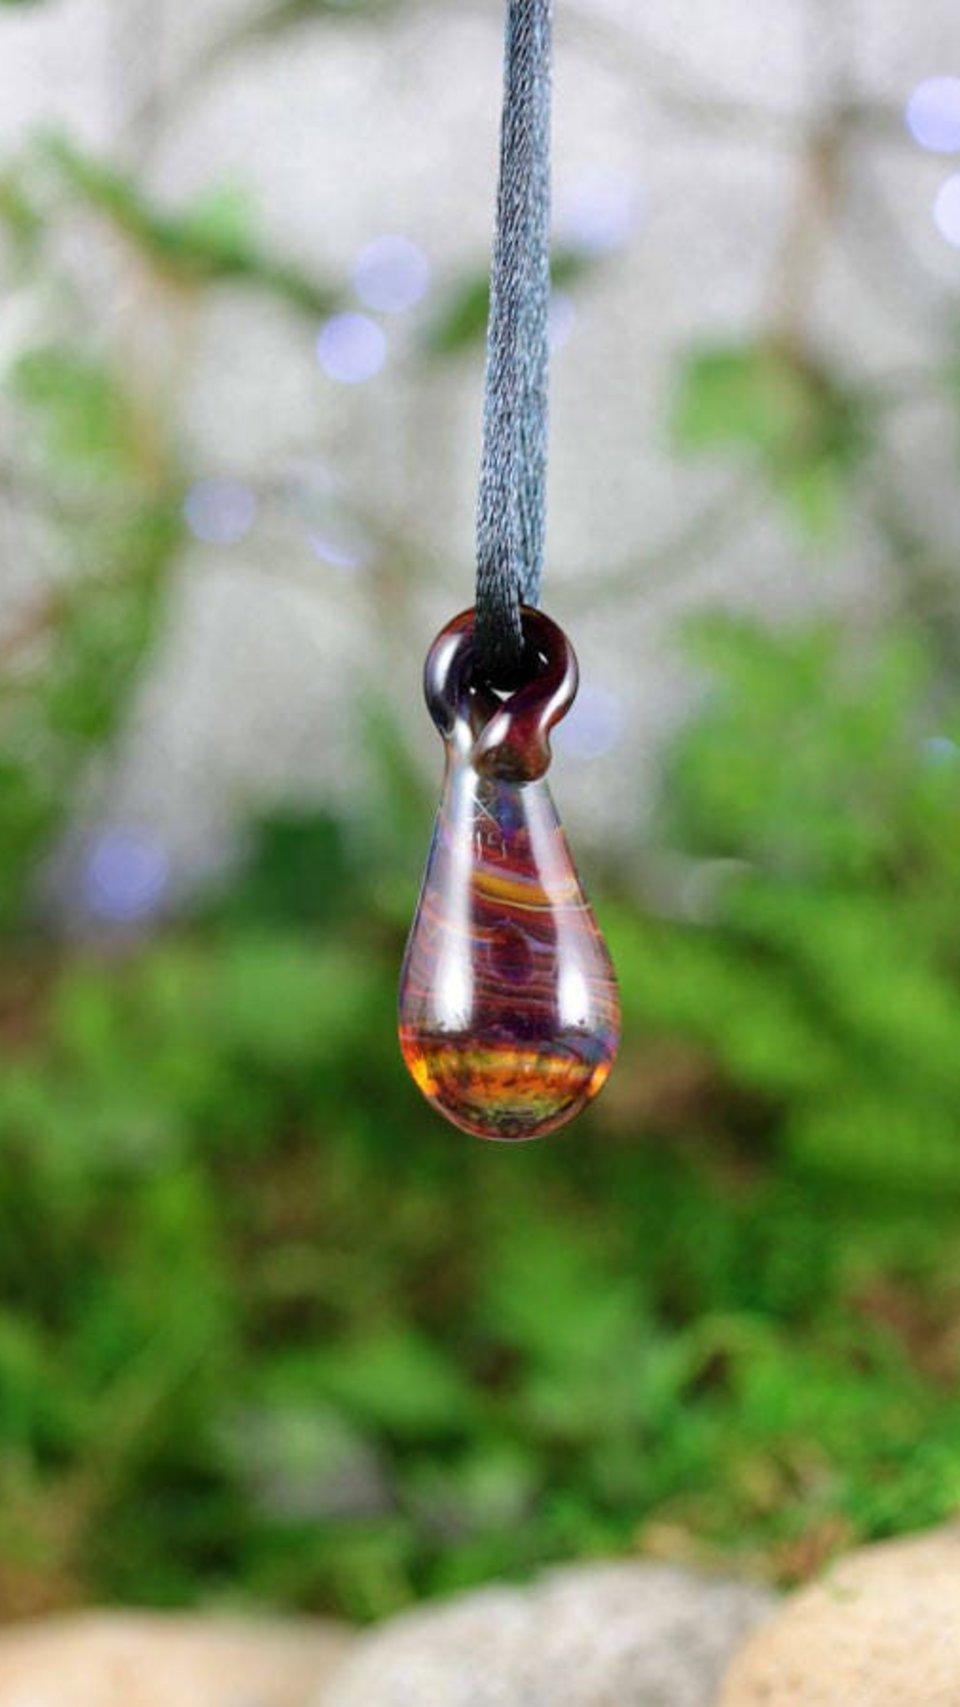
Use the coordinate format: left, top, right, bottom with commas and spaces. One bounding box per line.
2, 0, 960, 1628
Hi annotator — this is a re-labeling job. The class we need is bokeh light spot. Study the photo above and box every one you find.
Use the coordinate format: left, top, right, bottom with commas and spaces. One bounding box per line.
933, 175, 960, 246
316, 313, 387, 383
555, 685, 624, 759
906, 77, 960, 152
557, 168, 641, 254
921, 735, 959, 765
183, 479, 257, 546
353, 235, 430, 313
309, 518, 370, 572
85, 829, 170, 923
549, 291, 576, 350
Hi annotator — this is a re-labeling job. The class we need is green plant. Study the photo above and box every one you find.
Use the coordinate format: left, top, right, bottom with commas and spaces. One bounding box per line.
619, 616, 960, 1190
1, 669, 959, 1619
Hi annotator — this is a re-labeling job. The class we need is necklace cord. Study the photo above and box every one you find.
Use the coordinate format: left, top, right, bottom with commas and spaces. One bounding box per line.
475, 0, 553, 686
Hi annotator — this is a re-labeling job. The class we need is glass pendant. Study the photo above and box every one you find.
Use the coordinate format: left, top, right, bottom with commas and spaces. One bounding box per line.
398, 606, 620, 1141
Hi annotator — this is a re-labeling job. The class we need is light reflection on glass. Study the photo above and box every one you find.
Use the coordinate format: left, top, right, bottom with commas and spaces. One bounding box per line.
183, 479, 257, 546
557, 168, 640, 254
906, 77, 960, 153
933, 175, 960, 246
316, 313, 387, 383
353, 235, 430, 313
85, 829, 170, 923
549, 290, 576, 350
554, 685, 624, 760
558, 963, 590, 1027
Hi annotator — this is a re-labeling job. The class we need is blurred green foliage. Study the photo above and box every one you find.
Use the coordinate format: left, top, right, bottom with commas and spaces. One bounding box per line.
1, 615, 960, 1621
40, 137, 340, 315
641, 619, 960, 1186
674, 343, 869, 538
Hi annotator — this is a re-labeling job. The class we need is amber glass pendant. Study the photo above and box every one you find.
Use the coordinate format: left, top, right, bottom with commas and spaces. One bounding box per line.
398, 606, 620, 1142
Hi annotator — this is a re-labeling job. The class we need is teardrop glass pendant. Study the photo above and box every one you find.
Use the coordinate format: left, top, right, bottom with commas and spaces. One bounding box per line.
398, 606, 620, 1141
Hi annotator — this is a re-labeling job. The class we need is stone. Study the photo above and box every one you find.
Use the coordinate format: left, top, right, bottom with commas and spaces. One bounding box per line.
320, 1561, 774, 1707
719, 1526, 960, 1706
0, 1611, 353, 1707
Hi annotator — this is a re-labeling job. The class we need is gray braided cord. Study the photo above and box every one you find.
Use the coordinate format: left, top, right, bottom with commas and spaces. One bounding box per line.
475, 0, 553, 683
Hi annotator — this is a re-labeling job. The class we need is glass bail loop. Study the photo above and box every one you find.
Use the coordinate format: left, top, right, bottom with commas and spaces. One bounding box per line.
399, 606, 620, 1142
425, 605, 577, 783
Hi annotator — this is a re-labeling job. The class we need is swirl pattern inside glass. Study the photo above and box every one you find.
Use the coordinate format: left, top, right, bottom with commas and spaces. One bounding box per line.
398, 607, 620, 1141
